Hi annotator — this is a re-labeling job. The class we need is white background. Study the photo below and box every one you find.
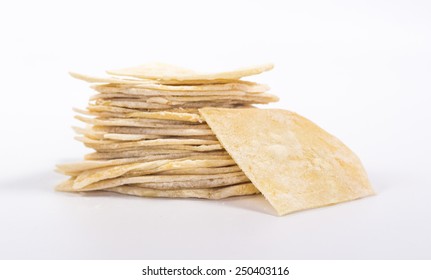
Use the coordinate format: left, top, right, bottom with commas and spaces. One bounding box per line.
0, 0, 430, 259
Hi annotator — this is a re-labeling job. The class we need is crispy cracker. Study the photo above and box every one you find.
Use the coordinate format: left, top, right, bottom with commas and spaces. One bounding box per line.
75, 115, 206, 128
73, 158, 235, 189
145, 165, 241, 175
92, 125, 214, 136
106, 183, 259, 199
113, 81, 269, 93
84, 150, 227, 160
200, 108, 374, 215
57, 179, 259, 199
60, 171, 248, 191
91, 93, 278, 105
57, 154, 233, 175
106, 62, 274, 84
69, 72, 151, 84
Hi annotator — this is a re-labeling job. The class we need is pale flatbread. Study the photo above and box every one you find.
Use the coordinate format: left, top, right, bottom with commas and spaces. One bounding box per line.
73, 126, 168, 141
73, 126, 215, 141
78, 107, 203, 122
70, 71, 269, 93
200, 108, 374, 216
88, 105, 199, 113
76, 136, 218, 147
91, 93, 279, 105
57, 179, 259, 199
102, 133, 162, 141
126, 111, 203, 123
95, 99, 171, 109
59, 171, 248, 191
87, 105, 139, 114
97, 99, 245, 110
106, 183, 259, 199
88, 144, 223, 153
147, 165, 241, 175
74, 107, 132, 119
106, 62, 274, 84
69, 72, 151, 84
56, 157, 148, 174
101, 133, 216, 141
73, 158, 235, 189
84, 150, 228, 160
75, 115, 206, 128
112, 82, 269, 93
57, 154, 233, 175
92, 125, 214, 136
73, 126, 105, 140
92, 85, 250, 96
106, 173, 250, 190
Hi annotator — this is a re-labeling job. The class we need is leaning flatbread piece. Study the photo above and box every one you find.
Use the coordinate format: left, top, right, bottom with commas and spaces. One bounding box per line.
200, 108, 374, 215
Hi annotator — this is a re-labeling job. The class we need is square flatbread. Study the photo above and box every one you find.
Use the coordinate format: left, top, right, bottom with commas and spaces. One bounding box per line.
200, 108, 374, 215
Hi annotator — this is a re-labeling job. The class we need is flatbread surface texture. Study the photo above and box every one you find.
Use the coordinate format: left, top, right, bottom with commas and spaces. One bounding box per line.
199, 108, 374, 215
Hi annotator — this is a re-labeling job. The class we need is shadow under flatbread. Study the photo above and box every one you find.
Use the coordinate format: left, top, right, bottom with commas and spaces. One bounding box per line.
1, 165, 380, 217
367, 168, 390, 193
1, 167, 272, 214
209, 194, 276, 216
80, 189, 274, 215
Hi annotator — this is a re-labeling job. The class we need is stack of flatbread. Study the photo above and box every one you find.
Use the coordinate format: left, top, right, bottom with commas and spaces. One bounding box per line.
57, 63, 374, 215
56, 63, 277, 200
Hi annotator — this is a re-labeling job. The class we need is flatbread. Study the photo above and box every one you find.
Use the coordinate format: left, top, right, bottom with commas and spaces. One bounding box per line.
92, 125, 214, 136
91, 93, 279, 104
69, 72, 151, 84
88, 144, 223, 153
58, 171, 249, 191
76, 136, 218, 147
56, 179, 259, 199
57, 154, 233, 175
56, 157, 149, 174
92, 85, 250, 96
78, 107, 204, 122
106, 183, 259, 199
200, 108, 374, 215
84, 150, 228, 160
72, 126, 105, 140
97, 99, 245, 110
87, 105, 139, 114
73, 158, 235, 189
73, 126, 215, 141
75, 115, 206, 128
126, 111, 203, 123
96, 99, 171, 109
75, 109, 126, 119
73, 126, 171, 141
147, 165, 241, 175
112, 82, 269, 93
88, 105, 200, 115
106, 62, 274, 84
70, 71, 269, 93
